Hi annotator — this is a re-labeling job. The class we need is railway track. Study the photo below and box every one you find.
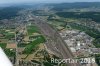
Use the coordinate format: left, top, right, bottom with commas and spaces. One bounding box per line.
30, 15, 81, 66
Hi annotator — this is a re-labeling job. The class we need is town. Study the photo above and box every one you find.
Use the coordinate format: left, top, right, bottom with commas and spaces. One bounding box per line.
0, 2, 100, 66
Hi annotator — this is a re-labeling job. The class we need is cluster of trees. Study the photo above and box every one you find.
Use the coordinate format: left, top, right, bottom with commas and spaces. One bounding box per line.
4, 49, 15, 57
93, 38, 100, 48
95, 54, 100, 66
0, 43, 7, 49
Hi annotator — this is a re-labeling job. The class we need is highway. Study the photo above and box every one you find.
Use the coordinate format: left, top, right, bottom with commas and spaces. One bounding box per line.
30, 15, 82, 66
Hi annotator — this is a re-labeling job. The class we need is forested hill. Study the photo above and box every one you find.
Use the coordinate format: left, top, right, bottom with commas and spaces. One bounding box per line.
45, 2, 100, 11
56, 12, 100, 23
0, 7, 23, 20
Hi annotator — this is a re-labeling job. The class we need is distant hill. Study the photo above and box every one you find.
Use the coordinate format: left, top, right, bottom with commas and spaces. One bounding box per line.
0, 7, 23, 20
56, 12, 100, 23
45, 2, 100, 11
0, 4, 44, 20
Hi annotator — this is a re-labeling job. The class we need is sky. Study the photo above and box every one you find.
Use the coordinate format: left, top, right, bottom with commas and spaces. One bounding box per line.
0, 0, 100, 4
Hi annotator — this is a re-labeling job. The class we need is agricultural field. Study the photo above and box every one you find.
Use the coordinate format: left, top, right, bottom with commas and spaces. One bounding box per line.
17, 23, 46, 62
27, 25, 40, 35
0, 29, 15, 39
0, 28, 16, 61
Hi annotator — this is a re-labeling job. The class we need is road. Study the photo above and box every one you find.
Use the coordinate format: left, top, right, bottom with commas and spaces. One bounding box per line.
29, 15, 82, 66
15, 26, 25, 66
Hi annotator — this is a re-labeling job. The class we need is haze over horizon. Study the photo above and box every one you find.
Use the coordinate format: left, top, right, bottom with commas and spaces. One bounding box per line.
0, 0, 100, 5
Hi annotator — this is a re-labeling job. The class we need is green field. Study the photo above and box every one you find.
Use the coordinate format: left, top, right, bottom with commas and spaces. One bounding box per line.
18, 43, 28, 47
0, 29, 15, 39
23, 35, 45, 54
4, 33, 15, 39
27, 25, 40, 35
